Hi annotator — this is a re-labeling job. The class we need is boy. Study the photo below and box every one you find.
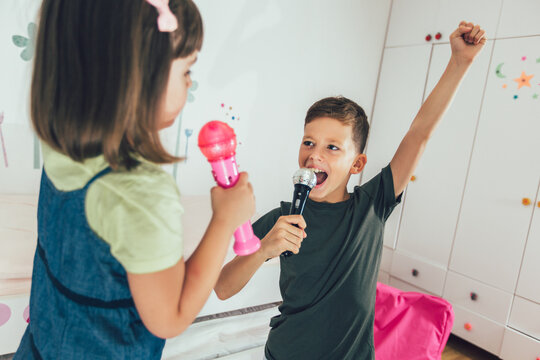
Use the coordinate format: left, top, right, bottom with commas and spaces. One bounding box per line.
215, 22, 486, 359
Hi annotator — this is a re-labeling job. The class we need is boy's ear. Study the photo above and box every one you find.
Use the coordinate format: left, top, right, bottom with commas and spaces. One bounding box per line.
350, 154, 367, 174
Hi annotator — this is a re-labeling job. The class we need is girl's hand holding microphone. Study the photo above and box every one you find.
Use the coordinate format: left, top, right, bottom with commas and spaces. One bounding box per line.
211, 172, 255, 233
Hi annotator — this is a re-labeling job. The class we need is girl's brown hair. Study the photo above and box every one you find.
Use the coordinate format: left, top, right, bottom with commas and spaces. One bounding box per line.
31, 0, 203, 169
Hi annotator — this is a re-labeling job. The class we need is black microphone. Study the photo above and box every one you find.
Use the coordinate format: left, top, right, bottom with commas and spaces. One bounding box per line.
282, 168, 317, 257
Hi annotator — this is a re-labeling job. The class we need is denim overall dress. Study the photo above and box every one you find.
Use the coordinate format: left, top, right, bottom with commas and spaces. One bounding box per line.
14, 167, 165, 359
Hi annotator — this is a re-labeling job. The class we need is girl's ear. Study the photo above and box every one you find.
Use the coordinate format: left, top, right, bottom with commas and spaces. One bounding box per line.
350, 154, 367, 174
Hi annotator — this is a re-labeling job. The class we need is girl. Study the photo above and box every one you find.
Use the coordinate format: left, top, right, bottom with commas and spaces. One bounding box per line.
14, 0, 255, 358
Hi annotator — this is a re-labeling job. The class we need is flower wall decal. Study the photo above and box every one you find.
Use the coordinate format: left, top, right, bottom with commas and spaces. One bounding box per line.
12, 23, 36, 62
173, 80, 198, 179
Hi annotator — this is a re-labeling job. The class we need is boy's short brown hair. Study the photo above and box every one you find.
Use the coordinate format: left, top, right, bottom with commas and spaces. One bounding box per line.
305, 96, 369, 154
31, 0, 203, 169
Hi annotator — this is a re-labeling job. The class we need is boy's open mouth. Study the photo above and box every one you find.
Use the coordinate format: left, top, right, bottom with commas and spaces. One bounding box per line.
310, 168, 328, 186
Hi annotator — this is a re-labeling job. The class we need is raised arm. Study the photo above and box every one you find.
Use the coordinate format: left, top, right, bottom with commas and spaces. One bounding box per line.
390, 22, 486, 197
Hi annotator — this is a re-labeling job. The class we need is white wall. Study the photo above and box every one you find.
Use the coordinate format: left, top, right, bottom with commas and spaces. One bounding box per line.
0, 0, 42, 193
162, 0, 392, 214
0, 0, 391, 226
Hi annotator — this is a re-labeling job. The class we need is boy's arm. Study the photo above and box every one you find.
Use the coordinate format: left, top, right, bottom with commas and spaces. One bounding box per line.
214, 250, 269, 300
390, 22, 486, 197
214, 215, 306, 300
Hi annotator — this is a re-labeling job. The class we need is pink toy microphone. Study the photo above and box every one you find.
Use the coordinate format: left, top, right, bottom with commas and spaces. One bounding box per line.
198, 121, 261, 256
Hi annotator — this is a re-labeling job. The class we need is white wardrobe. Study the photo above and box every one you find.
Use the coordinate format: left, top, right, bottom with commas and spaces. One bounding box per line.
366, 0, 540, 358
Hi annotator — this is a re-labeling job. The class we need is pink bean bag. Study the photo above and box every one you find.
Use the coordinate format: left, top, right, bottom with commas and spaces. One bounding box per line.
374, 282, 454, 360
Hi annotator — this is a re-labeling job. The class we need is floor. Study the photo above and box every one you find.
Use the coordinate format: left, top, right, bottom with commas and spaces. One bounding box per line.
0, 335, 501, 360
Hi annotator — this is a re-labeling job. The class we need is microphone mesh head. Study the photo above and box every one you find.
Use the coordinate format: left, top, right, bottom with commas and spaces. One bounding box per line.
292, 168, 317, 189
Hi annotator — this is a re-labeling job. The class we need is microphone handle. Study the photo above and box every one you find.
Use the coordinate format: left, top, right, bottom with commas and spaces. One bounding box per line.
282, 183, 311, 257
209, 156, 261, 256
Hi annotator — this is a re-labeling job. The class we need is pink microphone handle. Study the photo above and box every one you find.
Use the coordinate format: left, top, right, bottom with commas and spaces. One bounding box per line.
209, 157, 261, 256
209, 156, 239, 188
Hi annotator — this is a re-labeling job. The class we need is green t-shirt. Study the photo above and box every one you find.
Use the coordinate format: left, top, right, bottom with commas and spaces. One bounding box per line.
41, 143, 184, 274
253, 165, 401, 360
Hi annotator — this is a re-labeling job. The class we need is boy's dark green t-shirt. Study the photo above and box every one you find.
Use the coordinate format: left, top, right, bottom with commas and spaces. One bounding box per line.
253, 165, 401, 360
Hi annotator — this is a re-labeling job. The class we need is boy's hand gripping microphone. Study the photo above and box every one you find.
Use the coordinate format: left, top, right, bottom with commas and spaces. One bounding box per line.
282, 168, 317, 257
198, 121, 261, 256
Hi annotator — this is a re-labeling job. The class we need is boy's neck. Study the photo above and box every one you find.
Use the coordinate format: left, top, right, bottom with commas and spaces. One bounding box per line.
309, 187, 350, 204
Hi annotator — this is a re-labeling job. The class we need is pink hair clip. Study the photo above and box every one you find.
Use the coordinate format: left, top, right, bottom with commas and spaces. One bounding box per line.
146, 0, 178, 32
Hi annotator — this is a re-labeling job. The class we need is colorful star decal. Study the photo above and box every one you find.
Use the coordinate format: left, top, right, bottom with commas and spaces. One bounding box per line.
513, 71, 534, 89
533, 93, 539, 100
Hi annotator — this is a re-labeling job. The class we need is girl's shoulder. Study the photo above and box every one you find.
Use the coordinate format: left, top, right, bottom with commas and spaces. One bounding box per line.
42, 142, 184, 273
43, 141, 180, 199
98, 160, 180, 199
87, 159, 182, 228
87, 161, 184, 274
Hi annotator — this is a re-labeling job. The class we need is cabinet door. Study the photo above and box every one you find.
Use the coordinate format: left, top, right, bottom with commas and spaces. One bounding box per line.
386, 0, 438, 47
386, 0, 501, 48
450, 36, 540, 292
362, 45, 432, 248
452, 304, 505, 356
499, 328, 540, 360
516, 190, 540, 303
508, 296, 540, 341
496, 0, 540, 38
396, 42, 492, 267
